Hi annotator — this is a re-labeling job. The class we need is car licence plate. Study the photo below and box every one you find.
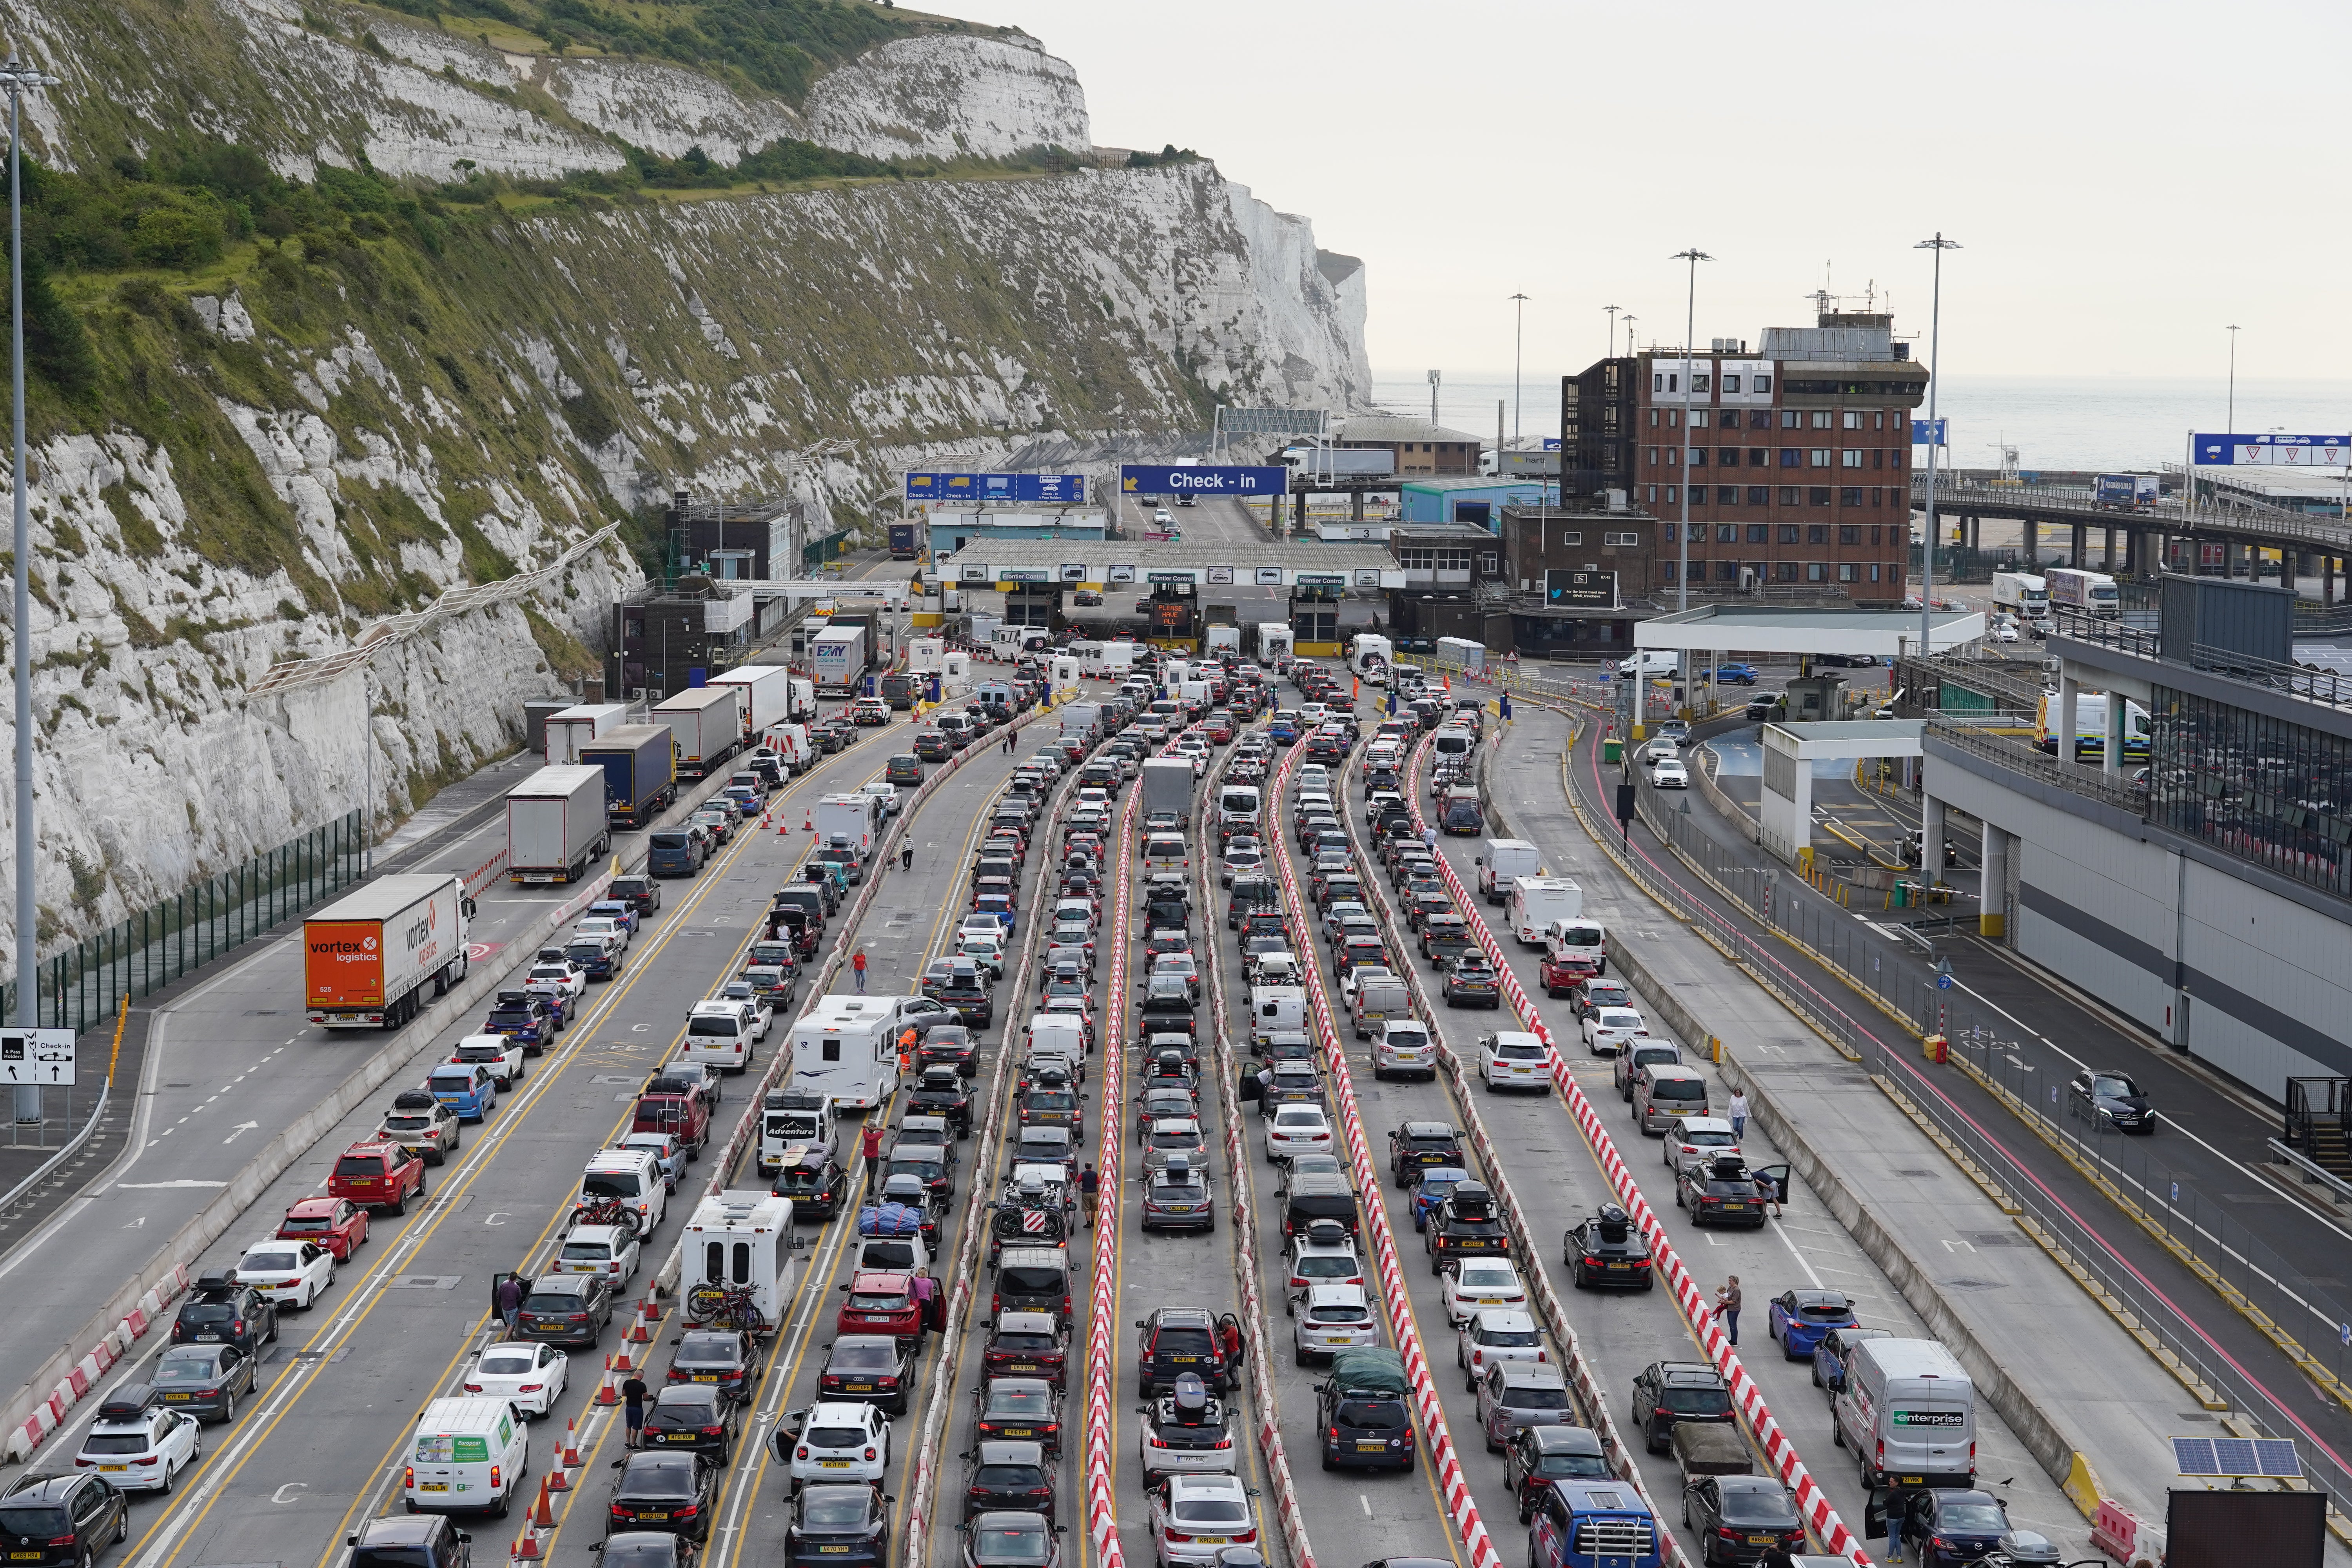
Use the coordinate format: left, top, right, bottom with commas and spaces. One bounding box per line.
819, 1459, 849, 1469
1008, 1363, 1037, 1372
1192, 1539, 1228, 1547
418, 1483, 448, 1492
1356, 1441, 1385, 1452
817, 1549, 851, 1556
98, 1465, 127, 1473
1169, 1355, 1196, 1363
11, 1551, 45, 1560
1747, 1537, 1777, 1548
692, 1374, 718, 1382
163, 1392, 191, 1401
638, 1512, 668, 1521
1001, 1428, 1032, 1437
846, 1383, 872, 1392
1606, 1262, 1632, 1270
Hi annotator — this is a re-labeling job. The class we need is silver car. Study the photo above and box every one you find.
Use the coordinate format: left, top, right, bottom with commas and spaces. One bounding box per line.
1475, 1364, 1574, 1452
1291, 1283, 1378, 1365
1139, 1156, 1214, 1233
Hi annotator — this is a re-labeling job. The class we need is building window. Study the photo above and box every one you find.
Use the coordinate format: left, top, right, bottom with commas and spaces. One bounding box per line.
1890, 447, 1904, 468
1723, 374, 1741, 393
1742, 448, 1762, 467
1871, 525, 1882, 545
1645, 485, 1658, 503
1663, 486, 1678, 504
1748, 524, 1770, 544
1436, 548, 1473, 571
1807, 525, 1828, 544
1693, 374, 1711, 393
1776, 562, 1800, 582
1479, 552, 1499, 573
1399, 548, 1434, 570
1717, 485, 1740, 504
1604, 531, 1640, 547
1870, 563, 1881, 581
1682, 559, 1705, 579
1810, 410, 1833, 429
1750, 410, 1771, 430
1809, 486, 1833, 506
1780, 448, 1801, 468
1778, 524, 1800, 544
1841, 449, 1864, 468
1839, 525, 1860, 544
1745, 486, 1769, 507
1780, 410, 1800, 429
1663, 523, 1677, 543
1649, 408, 1660, 427
1840, 486, 1864, 506
1842, 410, 1862, 430
1807, 563, 1827, 582
1646, 446, 1659, 467
1873, 448, 1885, 469
1838, 563, 1858, 582
1717, 561, 1739, 582
1717, 523, 1738, 542
1691, 447, 1708, 466
1778, 487, 1801, 506
1689, 409, 1710, 428
1719, 447, 1739, 466
1558, 530, 1583, 545
1809, 449, 1831, 467
1755, 375, 1772, 393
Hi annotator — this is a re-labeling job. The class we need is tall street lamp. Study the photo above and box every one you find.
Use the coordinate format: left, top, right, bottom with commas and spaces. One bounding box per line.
1670, 249, 1713, 613
5, 51, 54, 1125
1604, 304, 1620, 363
1916, 232, 1962, 658
1623, 314, 1636, 359
1508, 293, 1530, 451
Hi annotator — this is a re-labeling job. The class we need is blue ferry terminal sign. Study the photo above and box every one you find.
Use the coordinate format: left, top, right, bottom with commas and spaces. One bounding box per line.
1120, 465, 1289, 495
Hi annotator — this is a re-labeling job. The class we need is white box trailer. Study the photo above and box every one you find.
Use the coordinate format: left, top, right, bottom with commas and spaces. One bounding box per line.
1475, 838, 1543, 902
788, 996, 902, 1110
1204, 624, 1241, 656
681, 1191, 796, 1336
708, 665, 796, 735
1506, 876, 1584, 946
1435, 636, 1486, 673
651, 686, 745, 779
505, 764, 612, 885
810, 624, 870, 693
543, 702, 633, 765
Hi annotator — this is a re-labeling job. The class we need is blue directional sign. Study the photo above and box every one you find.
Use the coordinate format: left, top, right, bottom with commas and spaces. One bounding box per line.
2191, 433, 2349, 468
1911, 418, 1948, 446
1120, 465, 1289, 497
904, 472, 1087, 503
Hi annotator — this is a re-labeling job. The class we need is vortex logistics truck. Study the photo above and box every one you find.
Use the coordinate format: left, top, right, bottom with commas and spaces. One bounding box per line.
582, 723, 678, 828
304, 873, 475, 1030
651, 685, 746, 780
505, 764, 613, 885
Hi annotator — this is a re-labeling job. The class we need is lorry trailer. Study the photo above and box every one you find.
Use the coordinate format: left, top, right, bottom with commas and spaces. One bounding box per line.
652, 686, 746, 780
304, 873, 475, 1029
810, 625, 871, 694
543, 702, 633, 765
708, 665, 796, 736
582, 723, 678, 828
505, 764, 612, 884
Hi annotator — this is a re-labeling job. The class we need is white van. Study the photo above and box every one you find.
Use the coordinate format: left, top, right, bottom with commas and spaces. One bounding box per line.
577, 1148, 668, 1232
1025, 1015, 1087, 1080
1142, 833, 1188, 872
681, 999, 762, 1074
1617, 649, 1680, 679
1249, 985, 1307, 1044
1431, 726, 1475, 761
1837, 1338, 1978, 1489
760, 1087, 837, 1174
405, 1396, 528, 1515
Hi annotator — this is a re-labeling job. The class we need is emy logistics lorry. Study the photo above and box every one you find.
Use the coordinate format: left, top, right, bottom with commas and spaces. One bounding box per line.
505, 764, 612, 885
582, 723, 678, 828
810, 624, 871, 694
304, 873, 476, 1030
652, 686, 746, 780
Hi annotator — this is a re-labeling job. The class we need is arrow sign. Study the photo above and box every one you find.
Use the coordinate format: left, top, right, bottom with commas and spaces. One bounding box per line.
223, 1121, 260, 1144
0, 1029, 74, 1086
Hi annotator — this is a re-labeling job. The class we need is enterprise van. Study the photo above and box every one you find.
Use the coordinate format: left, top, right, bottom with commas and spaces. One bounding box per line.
405, 1396, 528, 1516
1836, 1338, 1978, 1489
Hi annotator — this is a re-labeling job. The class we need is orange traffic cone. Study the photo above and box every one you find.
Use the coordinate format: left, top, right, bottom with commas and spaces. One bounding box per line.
532, 1480, 556, 1530
512, 1536, 541, 1563
612, 1343, 635, 1374
804, 810, 814, 832
546, 1464, 570, 1494
562, 1417, 583, 1469
627, 1300, 654, 1344
594, 1356, 618, 1406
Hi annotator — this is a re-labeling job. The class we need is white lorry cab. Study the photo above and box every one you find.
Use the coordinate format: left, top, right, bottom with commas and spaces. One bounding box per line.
1836, 1338, 1978, 1490
682, 1190, 795, 1337
405, 1397, 528, 1515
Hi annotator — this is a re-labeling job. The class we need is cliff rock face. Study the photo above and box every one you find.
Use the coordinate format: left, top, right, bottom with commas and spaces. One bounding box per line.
0, 0, 1371, 964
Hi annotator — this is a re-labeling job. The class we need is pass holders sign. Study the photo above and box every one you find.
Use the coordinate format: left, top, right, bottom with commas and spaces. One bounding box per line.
0, 1029, 76, 1086
1119, 465, 1289, 497
2192, 433, 2350, 467
904, 472, 1087, 503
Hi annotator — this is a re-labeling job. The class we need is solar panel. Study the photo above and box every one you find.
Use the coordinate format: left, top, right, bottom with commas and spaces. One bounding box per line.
2172, 1434, 2305, 1477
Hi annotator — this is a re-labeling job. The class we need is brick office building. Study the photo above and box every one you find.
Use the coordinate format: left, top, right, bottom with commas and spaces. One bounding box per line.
1560, 312, 1927, 599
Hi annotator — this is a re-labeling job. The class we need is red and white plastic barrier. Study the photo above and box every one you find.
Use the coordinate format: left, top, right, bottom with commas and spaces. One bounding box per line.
1081, 782, 1141, 1568
1405, 731, 1874, 1564
7, 1264, 191, 1462
1266, 741, 1506, 1568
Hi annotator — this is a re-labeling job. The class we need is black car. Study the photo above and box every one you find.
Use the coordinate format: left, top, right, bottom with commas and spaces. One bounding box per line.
1630, 1361, 1733, 1454
607, 1451, 719, 1542
1425, 1183, 1509, 1271
797, 867, 843, 914
940, 972, 994, 1030
919, 1025, 980, 1080
0, 1473, 127, 1568
345, 1513, 472, 1568
1883, 1488, 2012, 1568
886, 754, 926, 786
820, 1336, 917, 1414
1502, 1425, 1611, 1522
597, 1531, 693, 1568
910, 1067, 975, 1136
1387, 1122, 1463, 1188
1419, 916, 1477, 964
1134, 1308, 1230, 1397
151, 1342, 260, 1422
1315, 1366, 1414, 1472
960, 1440, 1054, 1524
1442, 954, 1503, 1009
1674, 1156, 1776, 1229
1563, 1205, 1653, 1290
787, 1483, 887, 1568
1683, 1475, 1806, 1564
171, 1274, 279, 1356
609, 876, 662, 918
773, 1150, 850, 1219
666, 1329, 756, 1402
643, 1385, 741, 1461
2066, 1069, 2156, 1134
515, 1273, 615, 1348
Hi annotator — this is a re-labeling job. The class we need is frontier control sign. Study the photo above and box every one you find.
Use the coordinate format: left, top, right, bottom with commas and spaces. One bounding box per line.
1120, 465, 1289, 497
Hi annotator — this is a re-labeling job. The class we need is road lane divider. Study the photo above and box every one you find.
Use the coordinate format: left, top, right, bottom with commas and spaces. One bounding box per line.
1081, 770, 1138, 1568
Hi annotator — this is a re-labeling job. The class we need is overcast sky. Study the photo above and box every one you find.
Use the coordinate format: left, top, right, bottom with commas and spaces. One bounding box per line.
975, 0, 2347, 388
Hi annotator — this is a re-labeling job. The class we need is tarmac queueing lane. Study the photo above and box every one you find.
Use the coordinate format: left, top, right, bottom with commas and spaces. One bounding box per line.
1424, 704, 2088, 1552
49, 721, 1015, 1568
0, 707, 895, 1405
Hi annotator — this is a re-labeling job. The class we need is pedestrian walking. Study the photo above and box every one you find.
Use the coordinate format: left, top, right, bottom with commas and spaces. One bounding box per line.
495, 1273, 523, 1336
622, 1373, 648, 1448
852, 947, 868, 993
1079, 1162, 1100, 1229
900, 844, 913, 872
1421, 823, 1437, 853
860, 1120, 884, 1185
1004, 732, 1014, 755
1714, 1275, 1742, 1346
1728, 1088, 1750, 1139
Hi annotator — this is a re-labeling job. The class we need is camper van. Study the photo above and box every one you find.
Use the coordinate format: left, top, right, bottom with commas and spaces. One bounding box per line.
759, 1088, 839, 1174
681, 1190, 796, 1336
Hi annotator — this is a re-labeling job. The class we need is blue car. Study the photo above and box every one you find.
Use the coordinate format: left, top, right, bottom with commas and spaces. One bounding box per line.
425, 1063, 497, 1122
1767, 1288, 1857, 1361
1713, 662, 1759, 685
588, 899, 639, 936
1411, 1167, 1468, 1231
483, 988, 559, 1049
1267, 719, 1299, 746
1811, 1324, 1893, 1396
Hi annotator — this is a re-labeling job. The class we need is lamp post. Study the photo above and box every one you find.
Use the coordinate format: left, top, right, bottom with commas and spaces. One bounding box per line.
5, 52, 53, 1122
2226, 324, 2240, 433
1623, 314, 1636, 359
1916, 232, 1962, 659
1508, 293, 1530, 452
1670, 249, 1713, 613
1604, 304, 1620, 363
1427, 368, 1440, 428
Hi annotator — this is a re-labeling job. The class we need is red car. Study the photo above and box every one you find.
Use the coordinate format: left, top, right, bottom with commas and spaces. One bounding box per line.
1539, 947, 1602, 996
277, 1196, 371, 1261
326, 1139, 428, 1214
836, 1270, 924, 1347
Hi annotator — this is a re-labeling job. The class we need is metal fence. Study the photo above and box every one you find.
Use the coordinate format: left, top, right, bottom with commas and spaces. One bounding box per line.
1, 811, 367, 1038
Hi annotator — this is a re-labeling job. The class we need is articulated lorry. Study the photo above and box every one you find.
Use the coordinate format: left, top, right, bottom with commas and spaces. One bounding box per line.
887, 521, 922, 561
582, 723, 678, 828
708, 665, 797, 738
2045, 567, 2120, 617
1141, 757, 1195, 820
1989, 571, 2049, 625
652, 686, 746, 779
505, 764, 613, 885
304, 874, 475, 1030
810, 625, 871, 694
543, 702, 633, 765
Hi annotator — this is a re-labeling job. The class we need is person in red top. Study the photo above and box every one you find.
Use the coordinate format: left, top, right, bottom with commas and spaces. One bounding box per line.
851, 947, 868, 994
860, 1121, 884, 1184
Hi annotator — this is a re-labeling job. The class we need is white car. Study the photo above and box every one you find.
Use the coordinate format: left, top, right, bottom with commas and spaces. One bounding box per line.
571, 915, 631, 951
1264, 1103, 1334, 1163
1148, 1472, 1260, 1568
1292, 1283, 1379, 1365
74, 1399, 200, 1492
1649, 757, 1690, 789
1642, 738, 1679, 763
778, 1400, 891, 1491
525, 958, 587, 1005
959, 913, 1008, 942
1441, 1259, 1529, 1328
955, 930, 1008, 979
858, 779, 902, 818
713, 983, 775, 1040
1478, 1031, 1552, 1092
464, 1340, 570, 1417
233, 1238, 336, 1309
1663, 1115, 1742, 1174
1455, 1308, 1548, 1388
1219, 847, 1263, 886
1582, 1006, 1649, 1056
553, 1222, 641, 1285
1153, 508, 1174, 526
1283, 1225, 1364, 1316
